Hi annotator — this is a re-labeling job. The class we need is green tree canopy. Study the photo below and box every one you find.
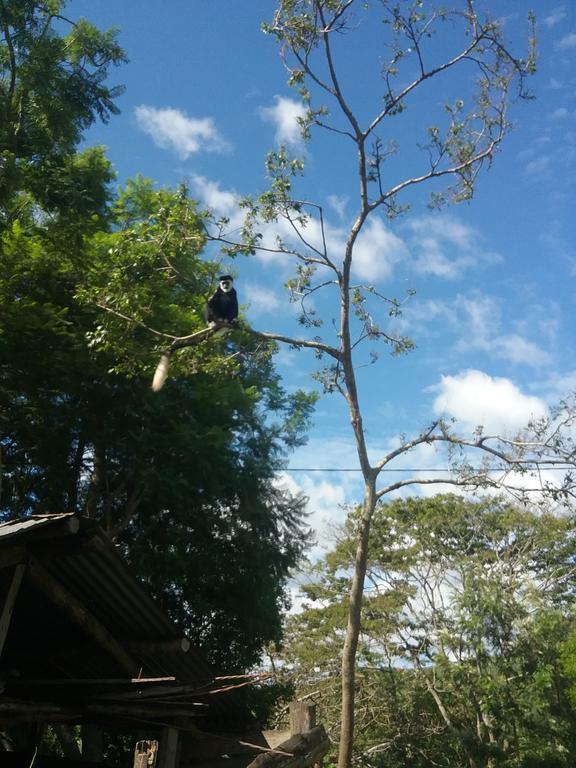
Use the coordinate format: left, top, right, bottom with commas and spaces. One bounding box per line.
0, 0, 316, 672
0, 0, 125, 214
0, 171, 316, 670
277, 495, 576, 767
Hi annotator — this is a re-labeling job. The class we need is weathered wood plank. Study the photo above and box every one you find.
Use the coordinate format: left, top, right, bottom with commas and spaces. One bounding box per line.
246, 727, 330, 768
290, 701, 316, 735
134, 739, 159, 768
127, 638, 190, 655
86, 703, 205, 720
0, 698, 81, 720
11, 675, 176, 687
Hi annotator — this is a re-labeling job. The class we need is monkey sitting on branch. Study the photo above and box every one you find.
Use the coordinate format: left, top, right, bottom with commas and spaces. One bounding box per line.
152, 275, 239, 392
204, 275, 238, 326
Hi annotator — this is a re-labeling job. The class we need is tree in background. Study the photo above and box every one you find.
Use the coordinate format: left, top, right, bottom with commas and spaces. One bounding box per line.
179, 3, 573, 765
277, 495, 576, 767
0, 0, 125, 216
0, 0, 315, 672
90, 4, 576, 761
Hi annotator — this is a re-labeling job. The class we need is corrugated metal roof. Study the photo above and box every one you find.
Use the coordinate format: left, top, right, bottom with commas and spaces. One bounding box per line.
0, 512, 79, 540
0, 513, 254, 730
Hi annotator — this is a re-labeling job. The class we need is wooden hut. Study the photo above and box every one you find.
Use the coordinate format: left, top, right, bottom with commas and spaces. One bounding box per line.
0, 513, 328, 768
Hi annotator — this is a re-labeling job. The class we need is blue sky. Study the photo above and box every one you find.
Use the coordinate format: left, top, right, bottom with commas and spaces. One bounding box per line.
71, 1, 576, 556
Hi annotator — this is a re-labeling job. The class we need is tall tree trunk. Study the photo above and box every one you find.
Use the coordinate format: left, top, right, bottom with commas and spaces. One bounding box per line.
68, 431, 86, 513
338, 481, 376, 768
85, 443, 105, 518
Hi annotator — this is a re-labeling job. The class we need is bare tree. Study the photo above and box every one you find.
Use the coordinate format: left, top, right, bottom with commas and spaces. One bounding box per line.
106, 3, 576, 767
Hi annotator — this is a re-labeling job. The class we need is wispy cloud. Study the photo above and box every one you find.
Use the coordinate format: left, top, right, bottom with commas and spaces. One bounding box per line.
260, 96, 307, 147
135, 106, 230, 159
188, 174, 239, 219
556, 31, 576, 51
453, 294, 552, 367
244, 283, 283, 316
540, 219, 576, 275
490, 334, 552, 367
327, 194, 349, 220
524, 155, 551, 175
353, 218, 410, 281
401, 291, 553, 368
406, 215, 501, 278
543, 8, 567, 29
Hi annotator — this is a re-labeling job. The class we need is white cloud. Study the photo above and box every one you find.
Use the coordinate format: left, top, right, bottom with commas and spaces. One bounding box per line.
539, 370, 576, 402
260, 96, 307, 146
244, 283, 282, 316
327, 194, 349, 220
432, 370, 547, 434
406, 215, 500, 278
490, 334, 551, 367
524, 155, 551, 175
277, 470, 350, 560
385, 289, 554, 370
540, 220, 576, 274
550, 107, 569, 120
188, 174, 239, 219
544, 8, 567, 29
556, 32, 576, 50
135, 106, 230, 159
353, 218, 410, 281
454, 293, 500, 340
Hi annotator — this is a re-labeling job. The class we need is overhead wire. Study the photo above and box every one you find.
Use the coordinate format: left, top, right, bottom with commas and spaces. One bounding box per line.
283, 465, 574, 473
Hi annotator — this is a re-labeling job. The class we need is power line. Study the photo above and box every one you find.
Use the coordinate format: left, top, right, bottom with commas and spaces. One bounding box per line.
284, 466, 573, 473
286, 468, 445, 472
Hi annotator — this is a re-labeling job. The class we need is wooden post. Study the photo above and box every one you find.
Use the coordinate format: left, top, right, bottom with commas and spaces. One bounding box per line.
290, 701, 316, 736
246, 726, 330, 768
82, 724, 104, 762
0, 563, 26, 657
134, 740, 159, 768
157, 727, 180, 768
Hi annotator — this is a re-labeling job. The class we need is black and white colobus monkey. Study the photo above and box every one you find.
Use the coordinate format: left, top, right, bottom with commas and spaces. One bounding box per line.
205, 275, 238, 325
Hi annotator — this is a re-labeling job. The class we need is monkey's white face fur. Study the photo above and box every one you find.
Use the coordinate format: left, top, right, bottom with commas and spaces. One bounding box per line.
219, 279, 233, 293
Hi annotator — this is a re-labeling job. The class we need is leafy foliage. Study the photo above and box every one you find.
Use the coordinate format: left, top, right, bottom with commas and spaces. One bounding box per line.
0, 0, 125, 214
0, 0, 316, 673
275, 495, 576, 767
0, 173, 316, 670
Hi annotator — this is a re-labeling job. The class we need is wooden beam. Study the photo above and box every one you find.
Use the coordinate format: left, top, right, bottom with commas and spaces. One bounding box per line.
28, 558, 140, 676
127, 638, 191, 655
0, 698, 81, 720
0, 563, 26, 657
92, 682, 209, 702
11, 676, 176, 687
87, 703, 206, 720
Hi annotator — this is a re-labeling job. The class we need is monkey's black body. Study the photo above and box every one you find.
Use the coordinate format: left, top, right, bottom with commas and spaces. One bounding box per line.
205, 286, 238, 324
